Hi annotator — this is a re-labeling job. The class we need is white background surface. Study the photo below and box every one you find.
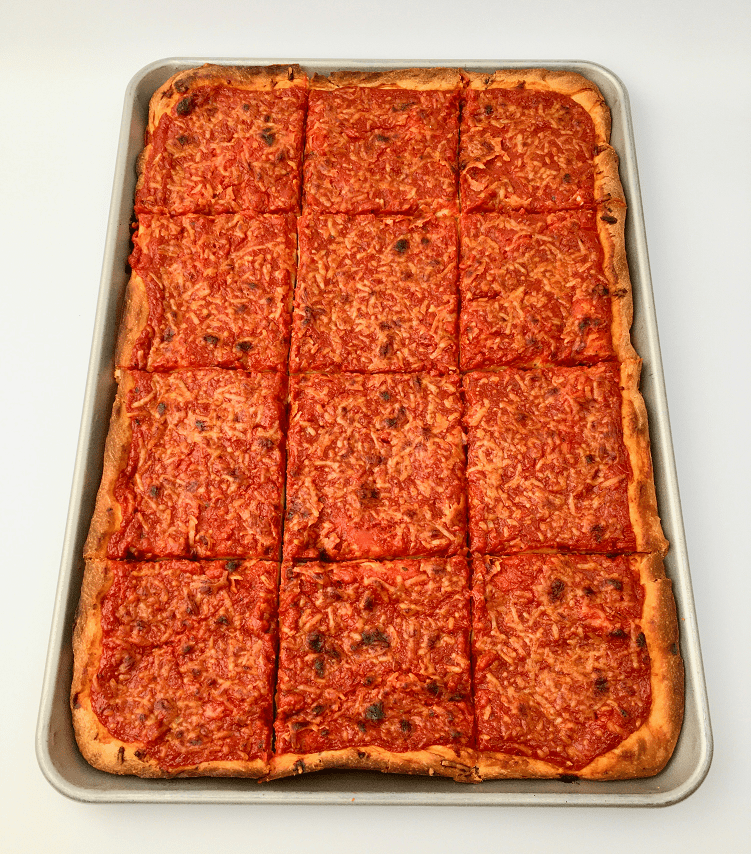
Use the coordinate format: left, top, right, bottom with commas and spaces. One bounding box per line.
2, 1, 750, 851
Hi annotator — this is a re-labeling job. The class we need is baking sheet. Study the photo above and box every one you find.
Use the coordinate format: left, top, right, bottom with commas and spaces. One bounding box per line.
36, 58, 712, 805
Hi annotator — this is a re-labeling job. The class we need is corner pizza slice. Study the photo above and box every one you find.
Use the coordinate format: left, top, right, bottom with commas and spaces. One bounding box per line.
117, 213, 296, 371
71, 558, 278, 777
135, 64, 307, 215
459, 206, 635, 369
463, 362, 667, 555
290, 213, 458, 373
303, 68, 463, 214
269, 556, 475, 781
283, 372, 467, 561
471, 553, 683, 779
84, 369, 285, 561
460, 68, 623, 214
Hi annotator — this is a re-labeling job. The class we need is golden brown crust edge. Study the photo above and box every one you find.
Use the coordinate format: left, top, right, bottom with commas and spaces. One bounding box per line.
312, 67, 465, 91
597, 200, 637, 363
466, 68, 611, 146
476, 553, 684, 780
114, 272, 150, 369
71, 559, 268, 778
620, 360, 670, 555
82, 372, 134, 560
266, 745, 478, 783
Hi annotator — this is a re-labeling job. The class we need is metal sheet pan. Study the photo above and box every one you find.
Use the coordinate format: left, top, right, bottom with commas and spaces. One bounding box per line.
36, 58, 712, 806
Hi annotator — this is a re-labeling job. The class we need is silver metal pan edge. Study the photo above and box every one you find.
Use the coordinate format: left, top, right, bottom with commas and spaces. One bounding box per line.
36, 57, 712, 806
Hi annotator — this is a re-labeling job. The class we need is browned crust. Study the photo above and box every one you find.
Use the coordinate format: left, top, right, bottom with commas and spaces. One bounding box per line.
597, 200, 637, 363
476, 553, 683, 780
594, 144, 626, 206
465, 68, 611, 146
620, 360, 669, 555
82, 372, 134, 560
148, 64, 307, 132
266, 745, 478, 783
70, 560, 268, 778
114, 272, 150, 369
311, 67, 464, 91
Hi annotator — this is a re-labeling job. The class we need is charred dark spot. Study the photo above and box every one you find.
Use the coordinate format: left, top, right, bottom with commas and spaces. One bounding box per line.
426, 681, 440, 696
562, 173, 572, 183
558, 774, 579, 783
362, 593, 375, 611
182, 644, 194, 655
578, 318, 592, 332
156, 402, 166, 416
72, 693, 81, 709
420, 236, 431, 246
375, 134, 390, 142
484, 104, 494, 115
604, 578, 623, 591
449, 693, 465, 702
594, 676, 609, 694
307, 631, 324, 652
357, 722, 366, 733
379, 390, 391, 401
365, 702, 385, 721
203, 334, 219, 346
215, 615, 229, 625
585, 454, 595, 464
609, 628, 627, 639
312, 705, 324, 716
117, 746, 125, 764
292, 721, 307, 732
242, 103, 250, 112
363, 675, 373, 686
515, 411, 528, 423
619, 707, 629, 718
385, 416, 398, 427
549, 579, 565, 601
293, 758, 306, 774
670, 642, 678, 655
393, 101, 417, 111
313, 657, 325, 677
379, 322, 392, 331
356, 486, 381, 503
257, 437, 275, 451
195, 419, 208, 432
260, 128, 275, 146
174, 79, 189, 94
318, 548, 330, 562
394, 238, 409, 254
601, 213, 618, 224
177, 135, 189, 146
413, 375, 422, 389
176, 96, 194, 115
163, 328, 174, 342
154, 698, 171, 711
450, 730, 462, 740
361, 628, 390, 647
400, 719, 412, 732
225, 560, 239, 572
591, 524, 605, 542
379, 340, 394, 358
545, 386, 560, 397
320, 728, 329, 737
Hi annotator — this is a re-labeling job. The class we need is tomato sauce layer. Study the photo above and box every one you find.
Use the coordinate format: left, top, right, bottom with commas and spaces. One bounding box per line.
291, 214, 458, 373
109, 370, 285, 560
284, 373, 467, 561
461, 89, 596, 213
275, 557, 472, 754
472, 554, 651, 770
135, 85, 306, 215
304, 88, 460, 214
91, 559, 277, 770
459, 210, 615, 368
126, 213, 296, 371
464, 366, 636, 554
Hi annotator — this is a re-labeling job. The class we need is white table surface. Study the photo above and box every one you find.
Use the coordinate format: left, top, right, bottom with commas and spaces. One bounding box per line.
2, 1, 749, 851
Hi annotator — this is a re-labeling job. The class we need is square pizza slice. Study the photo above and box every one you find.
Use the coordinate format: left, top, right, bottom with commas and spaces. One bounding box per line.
283, 373, 466, 561
269, 556, 475, 781
135, 64, 307, 215
471, 553, 683, 779
84, 369, 285, 561
463, 362, 667, 555
459, 206, 635, 369
460, 69, 623, 214
117, 213, 296, 372
290, 213, 458, 373
303, 68, 462, 214
71, 558, 278, 778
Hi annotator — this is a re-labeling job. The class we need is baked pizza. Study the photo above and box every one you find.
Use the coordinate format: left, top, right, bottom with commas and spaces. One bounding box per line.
472, 553, 683, 779
84, 369, 286, 561
71, 558, 278, 777
117, 213, 296, 372
290, 213, 458, 373
270, 556, 475, 781
73, 64, 683, 785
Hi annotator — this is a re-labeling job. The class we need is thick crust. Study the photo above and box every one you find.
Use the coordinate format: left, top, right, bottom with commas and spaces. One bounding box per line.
620, 360, 669, 555
70, 560, 268, 778
466, 68, 611, 145
594, 144, 626, 206
82, 372, 134, 560
148, 64, 306, 132
312, 67, 464, 91
476, 554, 683, 780
266, 745, 477, 783
598, 200, 637, 362
114, 272, 149, 369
